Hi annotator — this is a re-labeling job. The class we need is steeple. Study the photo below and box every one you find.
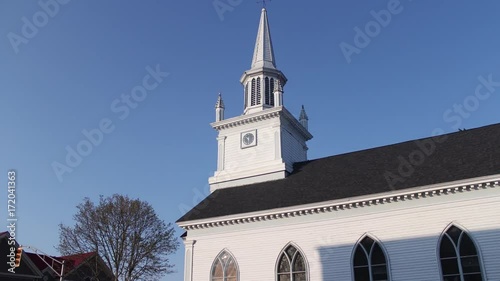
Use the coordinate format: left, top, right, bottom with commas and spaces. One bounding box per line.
251, 8, 276, 70
208, 7, 312, 191
240, 8, 287, 115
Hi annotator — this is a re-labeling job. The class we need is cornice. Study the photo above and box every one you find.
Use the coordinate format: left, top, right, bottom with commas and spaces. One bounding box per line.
211, 107, 281, 131
211, 106, 313, 140
178, 176, 500, 230
280, 107, 313, 140
239, 67, 288, 84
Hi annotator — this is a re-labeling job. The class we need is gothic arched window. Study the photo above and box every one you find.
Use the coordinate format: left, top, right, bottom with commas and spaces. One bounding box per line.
440, 225, 484, 281
256, 77, 261, 105
211, 250, 239, 281
251, 78, 256, 106
353, 236, 390, 281
277, 244, 307, 281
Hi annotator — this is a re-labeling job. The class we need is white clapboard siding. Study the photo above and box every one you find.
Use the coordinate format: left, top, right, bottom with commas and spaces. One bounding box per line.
281, 120, 308, 164
187, 188, 500, 281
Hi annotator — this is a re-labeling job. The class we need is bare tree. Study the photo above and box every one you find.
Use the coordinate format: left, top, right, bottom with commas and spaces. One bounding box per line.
58, 194, 179, 281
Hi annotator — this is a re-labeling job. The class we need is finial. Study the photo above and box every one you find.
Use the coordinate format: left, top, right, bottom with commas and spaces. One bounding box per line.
256, 0, 271, 8
299, 105, 308, 120
299, 105, 309, 130
215, 93, 225, 109
215, 93, 225, 122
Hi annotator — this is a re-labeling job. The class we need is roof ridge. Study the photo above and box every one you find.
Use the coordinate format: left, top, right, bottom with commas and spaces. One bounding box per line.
300, 122, 500, 165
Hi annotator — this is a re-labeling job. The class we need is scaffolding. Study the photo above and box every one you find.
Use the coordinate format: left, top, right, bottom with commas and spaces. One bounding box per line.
22, 245, 65, 281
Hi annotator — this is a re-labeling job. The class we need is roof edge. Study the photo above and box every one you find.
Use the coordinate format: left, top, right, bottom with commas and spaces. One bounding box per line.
177, 174, 500, 227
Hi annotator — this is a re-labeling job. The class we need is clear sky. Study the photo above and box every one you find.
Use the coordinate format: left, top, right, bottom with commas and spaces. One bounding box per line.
2, 1, 500, 280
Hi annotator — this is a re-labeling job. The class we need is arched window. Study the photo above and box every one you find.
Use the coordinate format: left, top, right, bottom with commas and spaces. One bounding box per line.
353, 236, 389, 281
244, 83, 248, 108
211, 250, 239, 281
270, 78, 275, 106
256, 77, 261, 105
440, 225, 484, 281
251, 78, 256, 106
265, 77, 270, 105
277, 244, 307, 281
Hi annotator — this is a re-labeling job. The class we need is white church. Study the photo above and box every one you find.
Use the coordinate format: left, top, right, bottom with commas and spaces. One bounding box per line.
177, 8, 500, 281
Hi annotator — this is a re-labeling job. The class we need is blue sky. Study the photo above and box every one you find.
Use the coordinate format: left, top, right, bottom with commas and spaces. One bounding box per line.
2, 0, 500, 280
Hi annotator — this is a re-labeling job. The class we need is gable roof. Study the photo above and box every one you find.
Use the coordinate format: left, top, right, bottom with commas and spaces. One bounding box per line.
27, 251, 100, 274
61, 252, 95, 269
178, 123, 500, 223
0, 232, 113, 280
27, 251, 115, 279
26, 252, 94, 276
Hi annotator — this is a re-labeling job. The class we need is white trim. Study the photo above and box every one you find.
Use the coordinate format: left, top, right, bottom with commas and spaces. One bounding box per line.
178, 175, 500, 230
275, 242, 309, 281
216, 136, 227, 171
436, 223, 487, 281
211, 106, 312, 141
183, 240, 196, 281
209, 249, 240, 281
241, 129, 257, 148
212, 107, 280, 130
209, 162, 289, 191
351, 233, 392, 281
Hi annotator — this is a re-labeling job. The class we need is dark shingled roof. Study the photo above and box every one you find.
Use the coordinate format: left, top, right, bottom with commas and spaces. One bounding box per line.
178, 123, 500, 222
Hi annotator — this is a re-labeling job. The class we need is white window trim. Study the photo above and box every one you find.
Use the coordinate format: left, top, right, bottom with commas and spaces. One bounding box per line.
275, 242, 310, 281
351, 233, 392, 281
436, 222, 487, 281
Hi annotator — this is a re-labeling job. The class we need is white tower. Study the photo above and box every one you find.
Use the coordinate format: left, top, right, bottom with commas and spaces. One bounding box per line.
209, 8, 312, 191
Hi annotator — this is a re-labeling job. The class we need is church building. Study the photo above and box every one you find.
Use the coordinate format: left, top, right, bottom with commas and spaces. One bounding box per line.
177, 8, 500, 281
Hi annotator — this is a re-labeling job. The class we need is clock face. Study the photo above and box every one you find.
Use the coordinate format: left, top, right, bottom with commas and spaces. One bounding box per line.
241, 130, 257, 148
242, 133, 255, 145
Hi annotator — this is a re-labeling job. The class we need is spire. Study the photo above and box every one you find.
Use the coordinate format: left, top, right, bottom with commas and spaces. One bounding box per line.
215, 93, 224, 109
215, 93, 225, 122
299, 105, 309, 130
240, 7, 287, 115
251, 8, 276, 70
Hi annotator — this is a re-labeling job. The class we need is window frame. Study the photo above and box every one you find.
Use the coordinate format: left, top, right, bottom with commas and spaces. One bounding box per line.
210, 249, 239, 281
256, 77, 261, 105
437, 223, 486, 281
251, 78, 256, 106
275, 242, 309, 281
351, 234, 391, 281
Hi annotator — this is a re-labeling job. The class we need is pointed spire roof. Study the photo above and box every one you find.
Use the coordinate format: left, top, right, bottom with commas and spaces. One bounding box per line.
215, 93, 224, 108
299, 105, 308, 121
251, 8, 276, 69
